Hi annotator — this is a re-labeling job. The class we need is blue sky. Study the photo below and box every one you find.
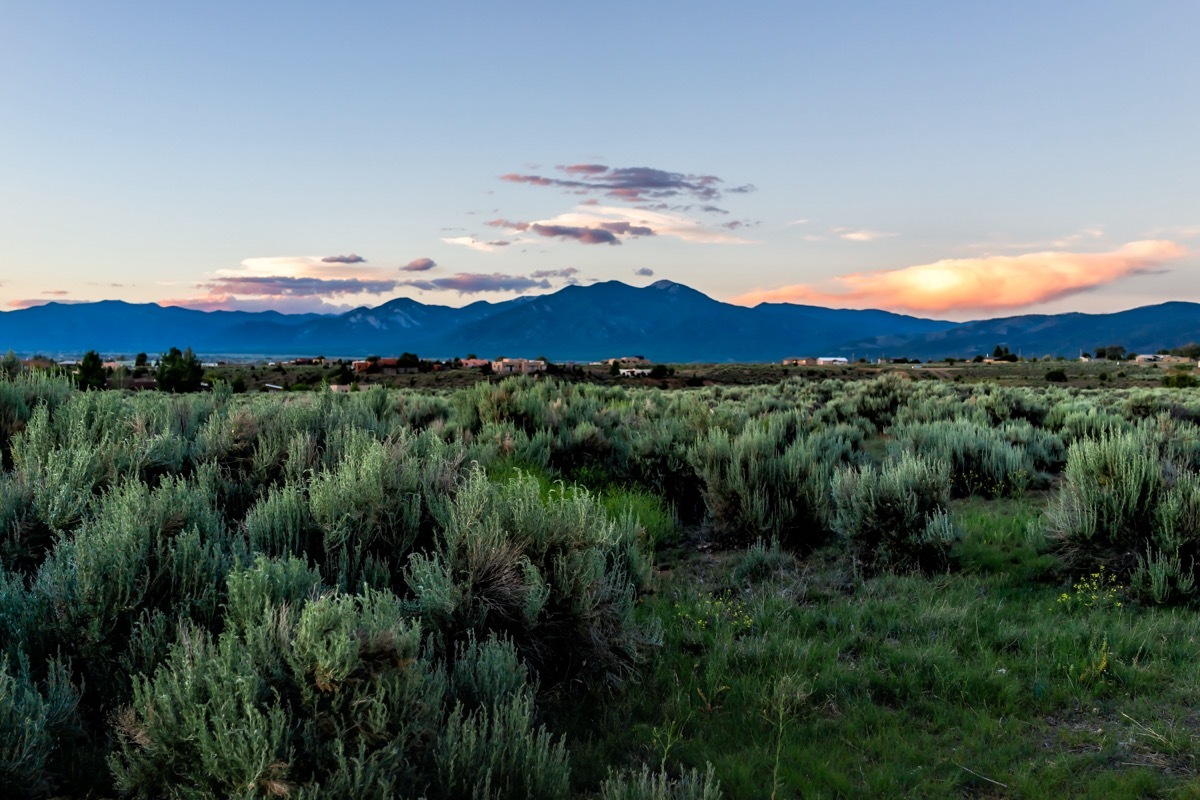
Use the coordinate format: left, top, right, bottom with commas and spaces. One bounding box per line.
2, 1, 1197, 320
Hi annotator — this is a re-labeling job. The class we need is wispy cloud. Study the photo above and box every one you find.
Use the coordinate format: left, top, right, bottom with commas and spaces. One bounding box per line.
531, 205, 751, 245
160, 295, 353, 314
1145, 223, 1200, 240
402, 257, 437, 272
398, 272, 552, 295
965, 227, 1108, 253
530, 224, 621, 245
164, 255, 399, 312
501, 164, 754, 204
731, 240, 1188, 314
204, 276, 396, 297
530, 267, 580, 279
321, 253, 366, 264
441, 236, 506, 253
833, 227, 898, 242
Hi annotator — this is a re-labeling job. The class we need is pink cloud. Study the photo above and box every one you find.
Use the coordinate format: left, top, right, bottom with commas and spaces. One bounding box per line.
402, 257, 437, 272
398, 272, 552, 295
731, 240, 1188, 314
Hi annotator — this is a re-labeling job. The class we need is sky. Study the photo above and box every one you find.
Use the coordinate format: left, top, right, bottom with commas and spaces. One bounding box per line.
2, 1, 1197, 321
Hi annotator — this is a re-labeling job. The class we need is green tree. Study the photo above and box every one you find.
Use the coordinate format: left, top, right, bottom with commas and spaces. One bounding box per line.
1, 349, 20, 378
77, 349, 107, 391
156, 346, 203, 392
134, 352, 148, 367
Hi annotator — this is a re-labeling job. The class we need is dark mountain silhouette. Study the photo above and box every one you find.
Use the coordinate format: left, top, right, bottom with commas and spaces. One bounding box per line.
2, 282, 1198, 362
840, 302, 1200, 360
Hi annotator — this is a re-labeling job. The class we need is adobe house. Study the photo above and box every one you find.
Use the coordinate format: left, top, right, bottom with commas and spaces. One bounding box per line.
492, 358, 548, 375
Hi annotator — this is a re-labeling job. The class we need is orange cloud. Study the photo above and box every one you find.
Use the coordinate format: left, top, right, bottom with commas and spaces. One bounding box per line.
732, 240, 1187, 314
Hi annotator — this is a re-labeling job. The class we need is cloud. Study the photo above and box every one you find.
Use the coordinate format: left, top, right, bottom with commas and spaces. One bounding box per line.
402, 257, 437, 272
530, 268, 580, 279
530, 224, 620, 245
398, 272, 552, 295
1146, 224, 1200, 240
965, 227, 1109, 253
633, 267, 655, 277
163, 254, 401, 312
205, 276, 397, 297
486, 218, 531, 231
161, 295, 352, 314
561, 163, 608, 175
532, 205, 751, 245
321, 253, 366, 264
834, 228, 898, 242
731, 241, 1188, 314
442, 236, 506, 253
501, 164, 754, 204
42, 290, 70, 296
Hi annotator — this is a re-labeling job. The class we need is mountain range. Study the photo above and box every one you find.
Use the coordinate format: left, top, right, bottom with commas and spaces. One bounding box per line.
3, 280, 1199, 362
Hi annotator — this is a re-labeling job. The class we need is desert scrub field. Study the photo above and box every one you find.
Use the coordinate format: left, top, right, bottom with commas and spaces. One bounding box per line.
3, 370, 1200, 797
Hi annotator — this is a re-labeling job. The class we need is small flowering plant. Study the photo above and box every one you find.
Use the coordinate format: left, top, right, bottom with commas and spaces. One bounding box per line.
675, 596, 753, 635
1058, 565, 1125, 613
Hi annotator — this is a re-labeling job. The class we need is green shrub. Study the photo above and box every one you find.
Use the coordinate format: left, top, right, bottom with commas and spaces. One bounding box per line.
0, 654, 80, 798
410, 468, 646, 687
600, 764, 723, 800
730, 538, 794, 586
688, 419, 853, 546
1045, 432, 1163, 561
1163, 373, 1199, 389
603, 488, 680, 551
435, 690, 570, 800
830, 453, 955, 572
113, 588, 451, 799
889, 419, 1033, 498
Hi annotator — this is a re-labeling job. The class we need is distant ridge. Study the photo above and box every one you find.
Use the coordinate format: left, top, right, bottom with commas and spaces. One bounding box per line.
2, 282, 1198, 361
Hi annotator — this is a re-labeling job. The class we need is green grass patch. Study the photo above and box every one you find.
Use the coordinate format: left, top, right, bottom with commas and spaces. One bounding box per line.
565, 496, 1200, 798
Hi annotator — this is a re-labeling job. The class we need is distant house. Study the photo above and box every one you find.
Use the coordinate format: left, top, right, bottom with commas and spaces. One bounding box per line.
816, 357, 849, 366
607, 356, 650, 367
461, 358, 492, 369
20, 358, 57, 371
782, 357, 817, 366
328, 383, 366, 393
618, 368, 652, 377
353, 357, 418, 375
492, 358, 548, 375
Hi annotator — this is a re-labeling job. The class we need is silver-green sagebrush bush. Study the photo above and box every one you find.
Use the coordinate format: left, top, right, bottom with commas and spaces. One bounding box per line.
887, 419, 1025, 498
1047, 429, 1200, 603
410, 467, 646, 685
600, 763, 723, 800
688, 418, 856, 546
0, 654, 79, 798
830, 452, 956, 573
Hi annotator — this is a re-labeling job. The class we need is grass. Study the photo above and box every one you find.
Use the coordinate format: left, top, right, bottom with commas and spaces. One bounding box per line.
563, 492, 1200, 798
